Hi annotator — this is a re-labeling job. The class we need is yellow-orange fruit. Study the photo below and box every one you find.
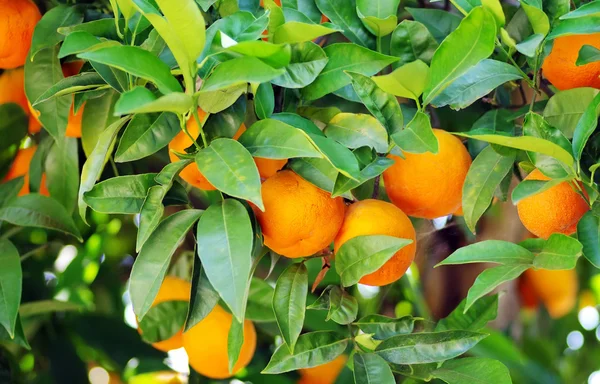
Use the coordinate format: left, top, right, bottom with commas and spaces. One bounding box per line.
542, 33, 600, 90
334, 199, 416, 286
65, 102, 84, 138
0, 0, 41, 69
4, 146, 48, 196
235, 124, 288, 178
383, 129, 472, 219
516, 169, 589, 239
183, 305, 256, 379
0, 68, 41, 133
523, 268, 578, 318
298, 355, 347, 384
254, 170, 346, 258
517, 276, 539, 310
140, 276, 191, 352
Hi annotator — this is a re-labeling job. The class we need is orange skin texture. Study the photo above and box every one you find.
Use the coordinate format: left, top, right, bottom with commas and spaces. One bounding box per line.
516, 169, 589, 239
140, 276, 191, 352
183, 305, 256, 379
334, 199, 416, 286
0, 0, 41, 69
542, 33, 600, 91
523, 268, 578, 318
383, 129, 472, 219
254, 170, 346, 258
4, 146, 48, 196
298, 355, 347, 384
0, 68, 41, 133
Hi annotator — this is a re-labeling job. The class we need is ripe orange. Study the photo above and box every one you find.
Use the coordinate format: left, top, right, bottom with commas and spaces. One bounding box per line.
254, 170, 346, 258
140, 276, 191, 352
334, 199, 416, 286
383, 129, 472, 219
183, 305, 256, 379
297, 354, 347, 384
517, 276, 539, 310
235, 124, 288, 178
0, 0, 41, 69
542, 33, 600, 90
516, 169, 589, 239
0, 68, 41, 133
4, 146, 48, 196
523, 268, 578, 318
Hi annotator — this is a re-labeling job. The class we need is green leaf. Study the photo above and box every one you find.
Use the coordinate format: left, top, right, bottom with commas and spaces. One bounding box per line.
332, 157, 393, 197
197, 200, 253, 322
0, 240, 21, 338
573, 91, 600, 162
515, 33, 544, 58
346, 72, 404, 136
462, 146, 515, 233
436, 294, 499, 332
262, 331, 349, 374
432, 357, 512, 384
423, 7, 497, 105
283, 0, 323, 23
437, 240, 534, 266
390, 20, 438, 67
0, 178, 24, 208
271, 42, 328, 89
247, 277, 276, 322
543, 88, 599, 139
255, 83, 274, 120
45, 138, 79, 212
228, 316, 245, 373
372, 60, 430, 100
0, 314, 30, 350
357, 12, 397, 38
288, 158, 339, 194
325, 113, 389, 153
0, 195, 82, 241
407, 8, 461, 43
532, 233, 582, 270
355, 315, 415, 340
29, 5, 83, 60
130, 209, 202, 319
327, 286, 358, 325
114, 87, 193, 115
138, 300, 188, 343
391, 111, 438, 154
375, 331, 487, 364
335, 235, 413, 287
239, 119, 322, 159
273, 263, 308, 353
302, 43, 398, 101
202, 57, 284, 92
466, 264, 529, 310
0, 104, 28, 151
185, 260, 219, 331
315, 0, 376, 49
57, 18, 124, 39
195, 139, 264, 210
197, 84, 247, 114
578, 211, 600, 269
354, 353, 396, 384
511, 178, 563, 205
521, 0, 550, 35
431, 59, 522, 109
523, 112, 572, 179
19, 300, 83, 318
273, 21, 339, 44
78, 46, 182, 94
78, 117, 130, 222
81, 90, 120, 156
33, 73, 107, 106
115, 112, 180, 162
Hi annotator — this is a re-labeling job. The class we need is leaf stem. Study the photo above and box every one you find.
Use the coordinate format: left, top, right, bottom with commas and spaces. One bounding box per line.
180, 114, 201, 150
0, 227, 23, 240
109, 157, 120, 177
192, 107, 210, 148
495, 39, 535, 88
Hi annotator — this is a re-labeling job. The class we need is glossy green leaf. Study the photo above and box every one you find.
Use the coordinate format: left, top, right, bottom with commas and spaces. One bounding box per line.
573, 91, 600, 162
372, 60, 430, 100
115, 112, 180, 162
185, 260, 220, 331
19, 300, 83, 318
392, 111, 438, 154
273, 21, 338, 44
0, 240, 21, 338
326, 286, 358, 325
288, 158, 339, 194
0, 315, 30, 350
466, 264, 529, 310
204, 96, 247, 141
432, 357, 512, 384
325, 113, 388, 153
197, 84, 247, 114
29, 5, 83, 59
228, 316, 244, 373
521, 0, 549, 35
355, 315, 416, 340
79, 46, 182, 94
578, 211, 600, 268
114, 87, 193, 115
302, 43, 398, 101
532, 233, 583, 270
336, 235, 413, 287
130, 209, 203, 319
436, 294, 498, 332
0, 178, 24, 208
202, 57, 284, 92
390, 20, 438, 66
138, 300, 188, 343
407, 8, 461, 43
543, 88, 599, 139
45, 138, 79, 212
354, 353, 396, 384
247, 277, 276, 322
262, 331, 349, 374
271, 42, 328, 88
273, 263, 308, 352
197, 200, 253, 322
0, 104, 28, 151
423, 7, 497, 105
255, 83, 274, 120
437, 240, 534, 266
283, 0, 322, 23
155, 0, 206, 65
196, 139, 264, 209
523, 112, 572, 179
33, 73, 107, 106
511, 178, 563, 205
315, 0, 375, 49
57, 18, 124, 39
515, 33, 544, 57
462, 146, 515, 233
81, 90, 120, 156
375, 331, 487, 364
332, 157, 393, 197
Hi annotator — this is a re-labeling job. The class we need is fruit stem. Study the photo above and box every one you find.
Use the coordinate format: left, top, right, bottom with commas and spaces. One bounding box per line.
192, 107, 210, 148
180, 114, 202, 150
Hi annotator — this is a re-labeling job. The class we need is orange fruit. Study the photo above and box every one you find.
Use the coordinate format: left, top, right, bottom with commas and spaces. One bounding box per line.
517, 276, 539, 310
4, 146, 48, 196
254, 170, 346, 258
0, 68, 41, 133
523, 268, 578, 318
516, 169, 589, 239
383, 129, 472, 219
183, 305, 256, 379
65, 102, 84, 138
139, 276, 191, 352
298, 354, 347, 384
542, 33, 600, 90
235, 124, 288, 178
334, 199, 416, 286
0, 0, 41, 69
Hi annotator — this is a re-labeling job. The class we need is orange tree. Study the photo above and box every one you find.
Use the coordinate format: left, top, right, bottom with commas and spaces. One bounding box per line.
2, 0, 600, 383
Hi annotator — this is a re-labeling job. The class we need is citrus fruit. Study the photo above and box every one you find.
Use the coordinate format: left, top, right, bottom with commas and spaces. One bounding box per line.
4, 146, 48, 196
523, 268, 578, 318
0, 68, 41, 133
298, 354, 347, 384
542, 33, 600, 90
0, 0, 41, 69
